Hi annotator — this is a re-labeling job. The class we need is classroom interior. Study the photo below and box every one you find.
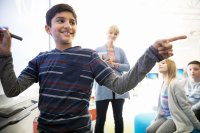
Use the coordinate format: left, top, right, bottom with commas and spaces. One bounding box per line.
0, 0, 200, 133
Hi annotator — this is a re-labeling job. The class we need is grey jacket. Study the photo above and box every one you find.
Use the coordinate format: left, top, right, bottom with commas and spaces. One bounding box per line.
156, 79, 200, 133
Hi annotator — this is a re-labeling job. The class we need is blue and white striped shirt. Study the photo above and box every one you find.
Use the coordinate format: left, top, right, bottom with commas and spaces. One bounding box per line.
160, 85, 171, 119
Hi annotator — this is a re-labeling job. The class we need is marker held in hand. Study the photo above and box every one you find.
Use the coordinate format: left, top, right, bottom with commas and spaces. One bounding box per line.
0, 26, 23, 41
10, 33, 23, 41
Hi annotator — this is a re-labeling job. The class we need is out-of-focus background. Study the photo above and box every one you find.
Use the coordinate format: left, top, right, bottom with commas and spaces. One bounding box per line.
0, 0, 200, 132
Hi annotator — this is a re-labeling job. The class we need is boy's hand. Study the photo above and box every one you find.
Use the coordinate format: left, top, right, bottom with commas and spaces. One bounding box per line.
0, 28, 12, 56
153, 35, 187, 59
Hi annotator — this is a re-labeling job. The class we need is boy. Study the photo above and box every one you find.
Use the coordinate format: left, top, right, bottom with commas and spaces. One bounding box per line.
184, 60, 200, 121
0, 3, 187, 133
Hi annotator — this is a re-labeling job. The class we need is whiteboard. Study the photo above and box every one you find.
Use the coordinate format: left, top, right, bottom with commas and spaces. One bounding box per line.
0, 0, 49, 97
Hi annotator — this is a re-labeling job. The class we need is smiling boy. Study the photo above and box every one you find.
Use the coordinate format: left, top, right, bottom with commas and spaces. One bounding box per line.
0, 3, 187, 133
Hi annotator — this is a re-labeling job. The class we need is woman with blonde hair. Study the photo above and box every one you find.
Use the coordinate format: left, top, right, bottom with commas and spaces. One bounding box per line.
94, 25, 130, 133
146, 59, 200, 133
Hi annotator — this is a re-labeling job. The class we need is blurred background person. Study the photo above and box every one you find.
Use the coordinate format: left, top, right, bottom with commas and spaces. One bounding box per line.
146, 59, 200, 133
183, 60, 200, 121
94, 25, 130, 133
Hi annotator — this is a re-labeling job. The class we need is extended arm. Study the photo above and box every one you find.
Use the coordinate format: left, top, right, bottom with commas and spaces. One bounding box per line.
102, 35, 187, 94
102, 46, 160, 94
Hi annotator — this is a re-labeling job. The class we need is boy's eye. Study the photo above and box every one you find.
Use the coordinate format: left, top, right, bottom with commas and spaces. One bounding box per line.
69, 19, 76, 25
194, 68, 200, 71
55, 18, 76, 25
57, 19, 64, 23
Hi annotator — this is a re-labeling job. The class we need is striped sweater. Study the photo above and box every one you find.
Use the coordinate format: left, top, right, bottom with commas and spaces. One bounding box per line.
0, 45, 162, 132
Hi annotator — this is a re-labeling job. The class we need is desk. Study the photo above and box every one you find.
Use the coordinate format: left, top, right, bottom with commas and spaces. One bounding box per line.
0, 108, 40, 133
0, 94, 39, 133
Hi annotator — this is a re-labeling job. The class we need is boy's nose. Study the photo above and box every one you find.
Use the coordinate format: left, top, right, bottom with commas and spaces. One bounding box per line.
64, 21, 71, 28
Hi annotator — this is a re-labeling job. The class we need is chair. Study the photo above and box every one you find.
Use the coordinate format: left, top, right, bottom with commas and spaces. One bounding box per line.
193, 129, 200, 133
134, 112, 156, 133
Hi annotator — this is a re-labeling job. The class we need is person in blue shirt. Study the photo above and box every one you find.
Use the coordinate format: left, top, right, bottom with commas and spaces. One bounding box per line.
94, 25, 130, 133
0, 3, 187, 133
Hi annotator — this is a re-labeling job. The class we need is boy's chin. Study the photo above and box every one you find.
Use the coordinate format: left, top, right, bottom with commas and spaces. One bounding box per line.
62, 42, 71, 45
61, 39, 72, 44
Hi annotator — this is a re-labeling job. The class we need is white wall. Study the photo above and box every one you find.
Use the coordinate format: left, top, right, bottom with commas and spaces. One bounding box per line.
51, 0, 200, 69
0, 0, 49, 96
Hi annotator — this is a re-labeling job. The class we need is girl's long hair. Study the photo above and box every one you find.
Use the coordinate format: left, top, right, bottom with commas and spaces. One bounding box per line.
165, 59, 177, 85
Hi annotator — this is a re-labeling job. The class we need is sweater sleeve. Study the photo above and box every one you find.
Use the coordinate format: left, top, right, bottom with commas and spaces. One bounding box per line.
0, 56, 36, 97
101, 45, 163, 94
193, 102, 200, 111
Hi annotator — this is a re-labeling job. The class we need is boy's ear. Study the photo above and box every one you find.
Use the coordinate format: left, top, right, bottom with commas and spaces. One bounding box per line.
45, 25, 51, 35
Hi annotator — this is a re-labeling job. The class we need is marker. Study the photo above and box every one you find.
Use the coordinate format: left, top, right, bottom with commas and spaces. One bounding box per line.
0, 26, 23, 41
10, 33, 23, 41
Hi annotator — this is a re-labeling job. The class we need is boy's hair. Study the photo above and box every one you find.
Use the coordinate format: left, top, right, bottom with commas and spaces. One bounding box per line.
46, 3, 77, 27
188, 60, 200, 67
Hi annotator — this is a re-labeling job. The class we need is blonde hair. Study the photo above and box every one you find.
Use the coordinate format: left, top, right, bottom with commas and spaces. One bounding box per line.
108, 25, 120, 35
165, 59, 177, 85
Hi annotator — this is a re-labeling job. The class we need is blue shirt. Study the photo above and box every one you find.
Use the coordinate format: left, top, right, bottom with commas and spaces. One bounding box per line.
94, 45, 130, 101
185, 79, 200, 105
160, 85, 171, 119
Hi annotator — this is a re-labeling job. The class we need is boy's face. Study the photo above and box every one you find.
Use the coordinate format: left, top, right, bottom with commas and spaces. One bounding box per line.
45, 11, 77, 46
187, 64, 200, 80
